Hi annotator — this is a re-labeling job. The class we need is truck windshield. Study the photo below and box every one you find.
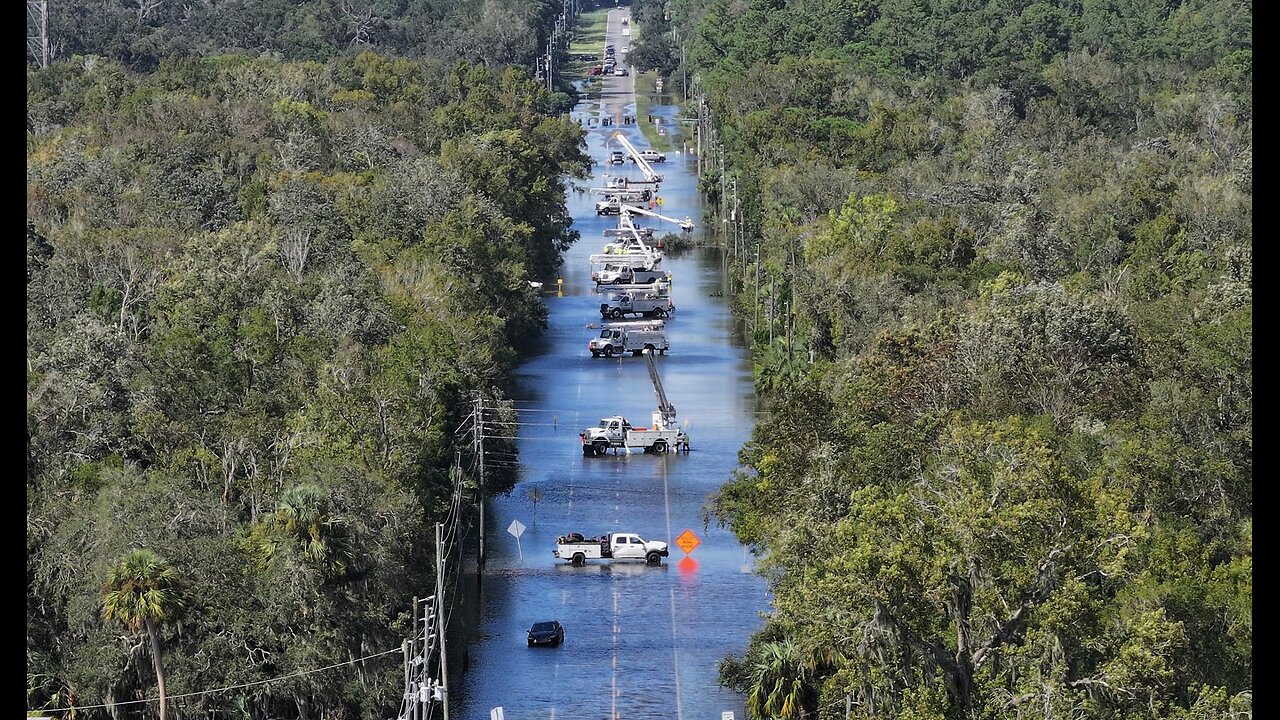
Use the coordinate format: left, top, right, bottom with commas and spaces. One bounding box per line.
599, 330, 612, 338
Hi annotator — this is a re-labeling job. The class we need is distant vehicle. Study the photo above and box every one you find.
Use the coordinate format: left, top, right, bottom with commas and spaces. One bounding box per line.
614, 67, 628, 76
595, 199, 622, 215
608, 150, 626, 165
554, 532, 669, 565
527, 620, 564, 646
632, 149, 666, 163
622, 17, 629, 25
577, 53, 599, 61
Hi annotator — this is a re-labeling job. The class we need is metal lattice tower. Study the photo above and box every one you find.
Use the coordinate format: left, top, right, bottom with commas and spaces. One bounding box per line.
27, 0, 50, 69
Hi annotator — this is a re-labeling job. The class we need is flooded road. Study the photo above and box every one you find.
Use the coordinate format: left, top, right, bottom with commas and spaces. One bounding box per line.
452, 8, 767, 718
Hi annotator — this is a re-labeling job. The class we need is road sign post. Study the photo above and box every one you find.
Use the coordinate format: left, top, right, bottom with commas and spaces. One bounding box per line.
507, 520, 526, 563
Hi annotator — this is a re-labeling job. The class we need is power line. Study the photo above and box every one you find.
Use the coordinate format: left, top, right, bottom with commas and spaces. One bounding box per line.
40, 647, 400, 712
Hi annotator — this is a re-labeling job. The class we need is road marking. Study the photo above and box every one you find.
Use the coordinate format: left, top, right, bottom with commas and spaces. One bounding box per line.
611, 588, 620, 719
663, 459, 684, 720
670, 587, 685, 720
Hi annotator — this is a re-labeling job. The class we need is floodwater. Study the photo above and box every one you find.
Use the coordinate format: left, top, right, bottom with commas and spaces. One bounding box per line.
451, 7, 768, 719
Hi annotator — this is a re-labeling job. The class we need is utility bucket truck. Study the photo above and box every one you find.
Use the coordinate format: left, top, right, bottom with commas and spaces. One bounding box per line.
587, 320, 669, 357
611, 132, 664, 183
593, 263, 670, 285
600, 291, 672, 319
581, 351, 689, 455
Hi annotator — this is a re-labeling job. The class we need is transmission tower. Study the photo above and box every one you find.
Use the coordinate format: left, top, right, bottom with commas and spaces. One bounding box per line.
27, 0, 50, 69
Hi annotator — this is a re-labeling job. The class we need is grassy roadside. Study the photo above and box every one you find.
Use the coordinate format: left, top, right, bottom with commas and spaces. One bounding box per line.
633, 71, 679, 152
566, 7, 609, 96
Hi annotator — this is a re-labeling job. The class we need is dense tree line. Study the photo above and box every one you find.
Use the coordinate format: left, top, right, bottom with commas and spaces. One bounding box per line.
650, 0, 1251, 717
27, 52, 587, 717
39, 0, 568, 70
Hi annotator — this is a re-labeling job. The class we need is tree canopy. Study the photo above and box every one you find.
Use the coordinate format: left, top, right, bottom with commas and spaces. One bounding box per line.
649, 0, 1253, 715
27, 51, 587, 718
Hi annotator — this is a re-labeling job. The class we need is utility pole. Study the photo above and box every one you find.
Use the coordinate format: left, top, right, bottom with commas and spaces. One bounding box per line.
403, 638, 413, 720
731, 178, 739, 260
435, 523, 450, 720
26, 0, 49, 69
719, 149, 727, 243
754, 247, 760, 334
474, 399, 486, 568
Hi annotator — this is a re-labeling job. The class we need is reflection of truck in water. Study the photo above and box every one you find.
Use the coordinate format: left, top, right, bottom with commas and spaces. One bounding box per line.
588, 321, 669, 357
553, 532, 669, 565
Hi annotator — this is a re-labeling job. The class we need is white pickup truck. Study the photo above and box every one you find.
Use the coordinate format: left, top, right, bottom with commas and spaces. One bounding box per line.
581, 415, 689, 455
588, 323, 669, 357
630, 149, 666, 163
553, 532, 669, 565
600, 291, 672, 319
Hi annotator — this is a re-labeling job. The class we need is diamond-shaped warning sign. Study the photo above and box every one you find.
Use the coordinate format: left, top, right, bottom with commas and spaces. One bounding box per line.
675, 529, 701, 554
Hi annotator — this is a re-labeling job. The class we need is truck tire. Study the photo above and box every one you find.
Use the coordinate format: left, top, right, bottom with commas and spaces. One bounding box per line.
646, 551, 662, 565
572, 553, 585, 566
594, 440, 609, 456
652, 440, 668, 454
604, 345, 615, 358
644, 344, 655, 354
610, 308, 624, 319
654, 308, 668, 318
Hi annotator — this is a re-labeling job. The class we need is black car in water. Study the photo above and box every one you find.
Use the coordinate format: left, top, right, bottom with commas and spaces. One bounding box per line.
527, 620, 564, 647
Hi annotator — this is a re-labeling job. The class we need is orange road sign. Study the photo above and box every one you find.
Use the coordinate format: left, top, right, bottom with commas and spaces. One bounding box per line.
675, 529, 701, 554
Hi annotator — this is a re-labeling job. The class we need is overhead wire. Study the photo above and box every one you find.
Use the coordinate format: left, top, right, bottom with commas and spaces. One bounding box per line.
39, 648, 400, 712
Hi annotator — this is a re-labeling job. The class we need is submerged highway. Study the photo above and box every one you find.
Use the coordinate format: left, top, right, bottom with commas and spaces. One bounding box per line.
452, 7, 768, 718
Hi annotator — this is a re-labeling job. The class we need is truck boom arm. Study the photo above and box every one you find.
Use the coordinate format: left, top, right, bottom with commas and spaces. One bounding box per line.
611, 132, 663, 183
645, 350, 677, 429
621, 204, 695, 231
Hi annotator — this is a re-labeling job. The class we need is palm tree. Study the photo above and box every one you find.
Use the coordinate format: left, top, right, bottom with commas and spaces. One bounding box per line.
102, 549, 186, 720
250, 484, 350, 577
745, 639, 819, 719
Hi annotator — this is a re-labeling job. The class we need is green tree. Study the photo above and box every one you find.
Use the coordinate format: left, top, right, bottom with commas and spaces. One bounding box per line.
744, 639, 820, 719
101, 549, 186, 720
